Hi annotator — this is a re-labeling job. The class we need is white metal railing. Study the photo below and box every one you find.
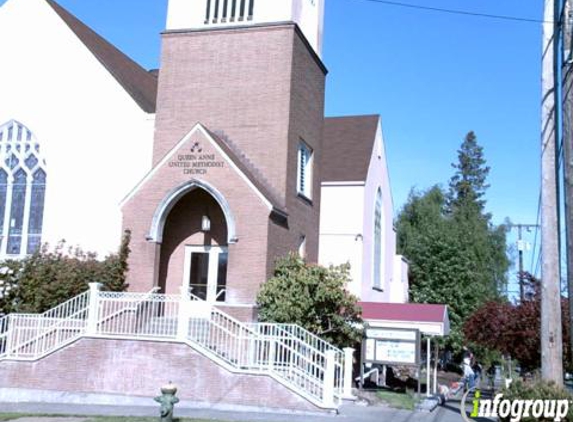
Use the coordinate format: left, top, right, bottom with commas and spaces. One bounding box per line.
0, 314, 8, 357
96, 289, 176, 338
0, 284, 351, 409
248, 323, 344, 401
1, 290, 91, 359
40, 290, 91, 322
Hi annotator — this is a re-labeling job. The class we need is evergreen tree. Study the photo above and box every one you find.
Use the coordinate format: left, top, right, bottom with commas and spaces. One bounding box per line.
396, 132, 509, 350
447, 131, 490, 214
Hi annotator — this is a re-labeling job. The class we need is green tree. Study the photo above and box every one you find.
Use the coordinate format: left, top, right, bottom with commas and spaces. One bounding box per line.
447, 130, 490, 214
396, 131, 509, 350
256, 254, 362, 348
0, 231, 131, 315
447, 132, 509, 296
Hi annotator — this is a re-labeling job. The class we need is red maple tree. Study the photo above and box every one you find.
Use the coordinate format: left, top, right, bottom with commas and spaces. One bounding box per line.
463, 273, 571, 372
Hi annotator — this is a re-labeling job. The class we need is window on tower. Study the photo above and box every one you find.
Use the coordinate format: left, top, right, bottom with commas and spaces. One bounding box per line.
206, 0, 254, 24
297, 140, 313, 200
0, 120, 47, 257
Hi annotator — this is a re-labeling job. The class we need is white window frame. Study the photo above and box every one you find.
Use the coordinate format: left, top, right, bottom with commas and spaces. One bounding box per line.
297, 140, 313, 200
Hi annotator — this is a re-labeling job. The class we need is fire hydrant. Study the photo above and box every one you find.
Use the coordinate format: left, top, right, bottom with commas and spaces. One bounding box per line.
154, 382, 180, 422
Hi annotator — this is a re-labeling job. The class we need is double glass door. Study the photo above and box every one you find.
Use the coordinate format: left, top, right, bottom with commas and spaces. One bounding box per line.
183, 246, 228, 302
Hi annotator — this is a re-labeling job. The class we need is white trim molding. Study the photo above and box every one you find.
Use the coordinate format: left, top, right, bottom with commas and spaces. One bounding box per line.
148, 179, 238, 244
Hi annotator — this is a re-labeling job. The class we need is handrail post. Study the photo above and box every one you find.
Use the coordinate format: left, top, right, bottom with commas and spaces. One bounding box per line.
323, 349, 336, 408
177, 286, 190, 341
86, 282, 102, 336
268, 338, 276, 371
5, 315, 13, 358
342, 347, 356, 400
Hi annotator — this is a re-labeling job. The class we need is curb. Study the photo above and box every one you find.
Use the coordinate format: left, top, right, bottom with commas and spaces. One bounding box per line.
415, 396, 440, 412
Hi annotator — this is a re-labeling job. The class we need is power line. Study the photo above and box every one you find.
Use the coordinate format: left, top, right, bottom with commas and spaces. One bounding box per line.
349, 0, 551, 24
533, 247, 543, 277
529, 193, 542, 274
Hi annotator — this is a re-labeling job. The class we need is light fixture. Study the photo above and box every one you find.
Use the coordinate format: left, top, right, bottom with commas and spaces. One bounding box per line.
201, 215, 211, 232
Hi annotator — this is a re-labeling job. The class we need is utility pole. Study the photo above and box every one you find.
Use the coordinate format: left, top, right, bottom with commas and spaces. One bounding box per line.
541, 0, 564, 384
509, 223, 539, 302
562, 0, 573, 374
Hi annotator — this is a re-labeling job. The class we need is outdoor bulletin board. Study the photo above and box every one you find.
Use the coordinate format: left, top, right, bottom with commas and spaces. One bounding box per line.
359, 326, 424, 397
362, 327, 421, 366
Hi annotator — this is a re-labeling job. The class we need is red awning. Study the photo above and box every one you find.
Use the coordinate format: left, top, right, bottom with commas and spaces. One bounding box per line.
359, 302, 450, 336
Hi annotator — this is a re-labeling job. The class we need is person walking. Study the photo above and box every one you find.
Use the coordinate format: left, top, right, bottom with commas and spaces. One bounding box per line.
463, 356, 476, 390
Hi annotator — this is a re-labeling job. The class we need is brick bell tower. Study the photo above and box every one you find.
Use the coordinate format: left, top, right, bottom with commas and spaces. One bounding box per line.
154, 0, 327, 259
154, 0, 326, 202
123, 0, 326, 314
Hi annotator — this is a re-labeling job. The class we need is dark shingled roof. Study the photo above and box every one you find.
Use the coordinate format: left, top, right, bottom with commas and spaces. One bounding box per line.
45, 0, 158, 113
322, 115, 380, 182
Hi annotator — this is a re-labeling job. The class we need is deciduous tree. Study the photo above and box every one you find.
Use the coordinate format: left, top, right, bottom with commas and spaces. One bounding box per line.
464, 274, 572, 373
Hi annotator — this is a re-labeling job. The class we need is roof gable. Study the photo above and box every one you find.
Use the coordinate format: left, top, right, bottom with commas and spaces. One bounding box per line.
121, 123, 287, 218
322, 115, 380, 182
45, 0, 157, 113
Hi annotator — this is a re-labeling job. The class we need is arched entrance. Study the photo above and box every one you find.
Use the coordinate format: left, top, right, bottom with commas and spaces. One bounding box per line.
156, 184, 230, 300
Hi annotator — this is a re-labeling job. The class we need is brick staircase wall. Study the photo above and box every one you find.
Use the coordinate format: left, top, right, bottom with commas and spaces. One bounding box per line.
0, 337, 319, 412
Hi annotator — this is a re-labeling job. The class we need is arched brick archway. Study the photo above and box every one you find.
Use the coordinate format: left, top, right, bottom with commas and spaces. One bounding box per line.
149, 179, 237, 244
156, 183, 231, 297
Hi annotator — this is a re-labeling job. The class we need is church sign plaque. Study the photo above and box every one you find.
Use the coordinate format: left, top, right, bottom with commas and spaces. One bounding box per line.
168, 142, 225, 175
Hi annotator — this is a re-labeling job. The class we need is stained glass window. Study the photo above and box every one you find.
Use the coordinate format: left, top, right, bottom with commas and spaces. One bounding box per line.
0, 120, 47, 256
7, 169, 27, 255
27, 169, 46, 254
0, 170, 7, 251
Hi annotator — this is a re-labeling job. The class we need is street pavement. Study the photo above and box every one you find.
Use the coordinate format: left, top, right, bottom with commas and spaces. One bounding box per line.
0, 400, 483, 422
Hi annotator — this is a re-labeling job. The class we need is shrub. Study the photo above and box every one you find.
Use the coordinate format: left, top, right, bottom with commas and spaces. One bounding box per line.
498, 380, 573, 422
0, 231, 131, 315
257, 253, 362, 348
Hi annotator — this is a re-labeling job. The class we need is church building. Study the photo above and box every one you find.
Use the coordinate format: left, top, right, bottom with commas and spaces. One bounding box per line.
0, 0, 456, 411
0, 0, 408, 320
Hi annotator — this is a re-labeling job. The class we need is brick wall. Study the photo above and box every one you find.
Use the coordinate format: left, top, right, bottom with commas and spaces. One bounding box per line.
122, 128, 271, 304
123, 23, 326, 310
154, 25, 295, 199
266, 27, 326, 267
0, 337, 319, 412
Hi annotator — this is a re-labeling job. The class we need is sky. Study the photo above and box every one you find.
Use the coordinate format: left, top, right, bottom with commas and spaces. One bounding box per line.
0, 0, 544, 292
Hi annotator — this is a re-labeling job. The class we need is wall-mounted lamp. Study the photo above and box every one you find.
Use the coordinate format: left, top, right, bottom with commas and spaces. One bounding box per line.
201, 215, 211, 232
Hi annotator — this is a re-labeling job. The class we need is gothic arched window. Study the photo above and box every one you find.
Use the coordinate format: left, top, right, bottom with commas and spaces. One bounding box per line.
0, 120, 47, 256
373, 188, 383, 290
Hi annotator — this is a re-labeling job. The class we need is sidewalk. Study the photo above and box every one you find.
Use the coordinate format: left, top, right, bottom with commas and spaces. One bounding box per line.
0, 401, 443, 422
